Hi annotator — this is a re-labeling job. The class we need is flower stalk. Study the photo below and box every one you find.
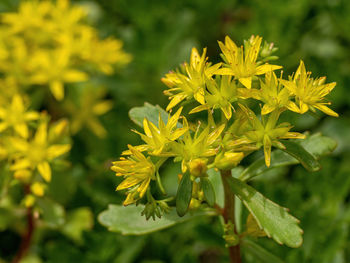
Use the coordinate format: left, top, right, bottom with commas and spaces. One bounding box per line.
221, 169, 242, 263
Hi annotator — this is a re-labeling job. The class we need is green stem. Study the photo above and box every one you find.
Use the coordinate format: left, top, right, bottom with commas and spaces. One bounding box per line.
220, 169, 242, 263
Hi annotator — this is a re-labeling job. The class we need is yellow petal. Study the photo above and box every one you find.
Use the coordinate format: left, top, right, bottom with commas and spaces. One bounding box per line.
14, 123, 28, 138
166, 94, 186, 111
92, 101, 113, 115
31, 182, 45, 197
117, 177, 142, 190
63, 70, 88, 83
10, 159, 31, 171
314, 104, 339, 117
0, 122, 8, 132
35, 122, 47, 145
47, 144, 71, 160
87, 118, 107, 138
256, 64, 282, 75
12, 94, 24, 112
215, 67, 235, 76
38, 161, 51, 182
263, 136, 272, 167
261, 104, 275, 115
189, 105, 208, 114
239, 77, 252, 89
24, 111, 40, 121
50, 80, 64, 101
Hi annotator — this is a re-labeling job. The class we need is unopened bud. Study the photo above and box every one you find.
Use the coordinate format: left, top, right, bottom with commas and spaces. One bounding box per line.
214, 152, 244, 170
188, 158, 208, 177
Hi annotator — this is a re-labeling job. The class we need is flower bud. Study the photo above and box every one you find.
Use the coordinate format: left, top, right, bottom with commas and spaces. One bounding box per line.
188, 158, 208, 177
214, 152, 244, 170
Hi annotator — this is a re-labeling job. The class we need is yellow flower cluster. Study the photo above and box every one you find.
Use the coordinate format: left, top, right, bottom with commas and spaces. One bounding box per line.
0, 0, 130, 207
112, 35, 338, 209
0, 92, 70, 207
0, 0, 131, 101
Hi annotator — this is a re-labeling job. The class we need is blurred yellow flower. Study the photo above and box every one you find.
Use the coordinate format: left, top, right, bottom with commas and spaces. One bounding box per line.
0, 0, 130, 99
0, 94, 40, 138
10, 121, 71, 182
29, 50, 88, 100
65, 87, 113, 138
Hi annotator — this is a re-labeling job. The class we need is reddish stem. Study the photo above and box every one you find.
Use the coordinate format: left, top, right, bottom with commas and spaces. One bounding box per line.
220, 170, 242, 263
12, 187, 35, 263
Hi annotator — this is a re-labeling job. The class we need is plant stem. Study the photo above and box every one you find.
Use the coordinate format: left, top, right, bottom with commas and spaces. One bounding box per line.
12, 187, 35, 263
220, 169, 242, 263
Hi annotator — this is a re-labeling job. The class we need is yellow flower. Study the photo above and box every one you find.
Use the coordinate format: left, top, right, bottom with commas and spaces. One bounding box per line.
31, 182, 46, 197
279, 60, 338, 117
0, 94, 40, 138
65, 87, 113, 138
29, 49, 88, 100
162, 47, 221, 111
257, 71, 297, 115
239, 105, 305, 167
10, 121, 71, 182
172, 123, 225, 172
130, 107, 188, 156
189, 76, 238, 119
216, 35, 282, 89
111, 145, 156, 206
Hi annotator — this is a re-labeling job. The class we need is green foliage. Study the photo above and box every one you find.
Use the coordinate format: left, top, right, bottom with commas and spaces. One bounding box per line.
239, 133, 337, 182
176, 173, 193, 217
228, 177, 303, 248
279, 140, 320, 172
98, 204, 216, 235
201, 177, 216, 207
1, 0, 349, 262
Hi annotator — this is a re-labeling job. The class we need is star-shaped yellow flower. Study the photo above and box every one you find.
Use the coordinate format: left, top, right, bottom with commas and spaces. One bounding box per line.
9, 121, 71, 182
162, 47, 221, 111
279, 60, 338, 117
0, 94, 39, 138
216, 35, 282, 89
111, 145, 156, 206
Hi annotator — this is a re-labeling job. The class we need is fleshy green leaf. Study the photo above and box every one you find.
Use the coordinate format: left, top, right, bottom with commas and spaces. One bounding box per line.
37, 198, 65, 228
176, 172, 193, 217
129, 102, 168, 128
201, 177, 215, 206
61, 207, 94, 243
242, 239, 284, 263
228, 177, 303, 248
279, 140, 320, 172
239, 133, 337, 181
98, 204, 216, 235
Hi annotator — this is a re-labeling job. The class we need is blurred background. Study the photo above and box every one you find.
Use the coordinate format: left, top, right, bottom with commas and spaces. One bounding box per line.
0, 0, 349, 262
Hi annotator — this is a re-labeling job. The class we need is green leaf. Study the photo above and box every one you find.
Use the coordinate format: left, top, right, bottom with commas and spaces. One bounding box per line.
228, 177, 303, 248
176, 172, 193, 217
61, 207, 94, 243
98, 204, 216, 235
201, 177, 215, 206
36, 198, 65, 228
242, 239, 284, 263
279, 140, 320, 172
129, 102, 168, 128
239, 133, 337, 181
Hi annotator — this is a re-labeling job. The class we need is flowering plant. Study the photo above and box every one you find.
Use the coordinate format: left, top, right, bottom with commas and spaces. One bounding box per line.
101, 35, 337, 262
